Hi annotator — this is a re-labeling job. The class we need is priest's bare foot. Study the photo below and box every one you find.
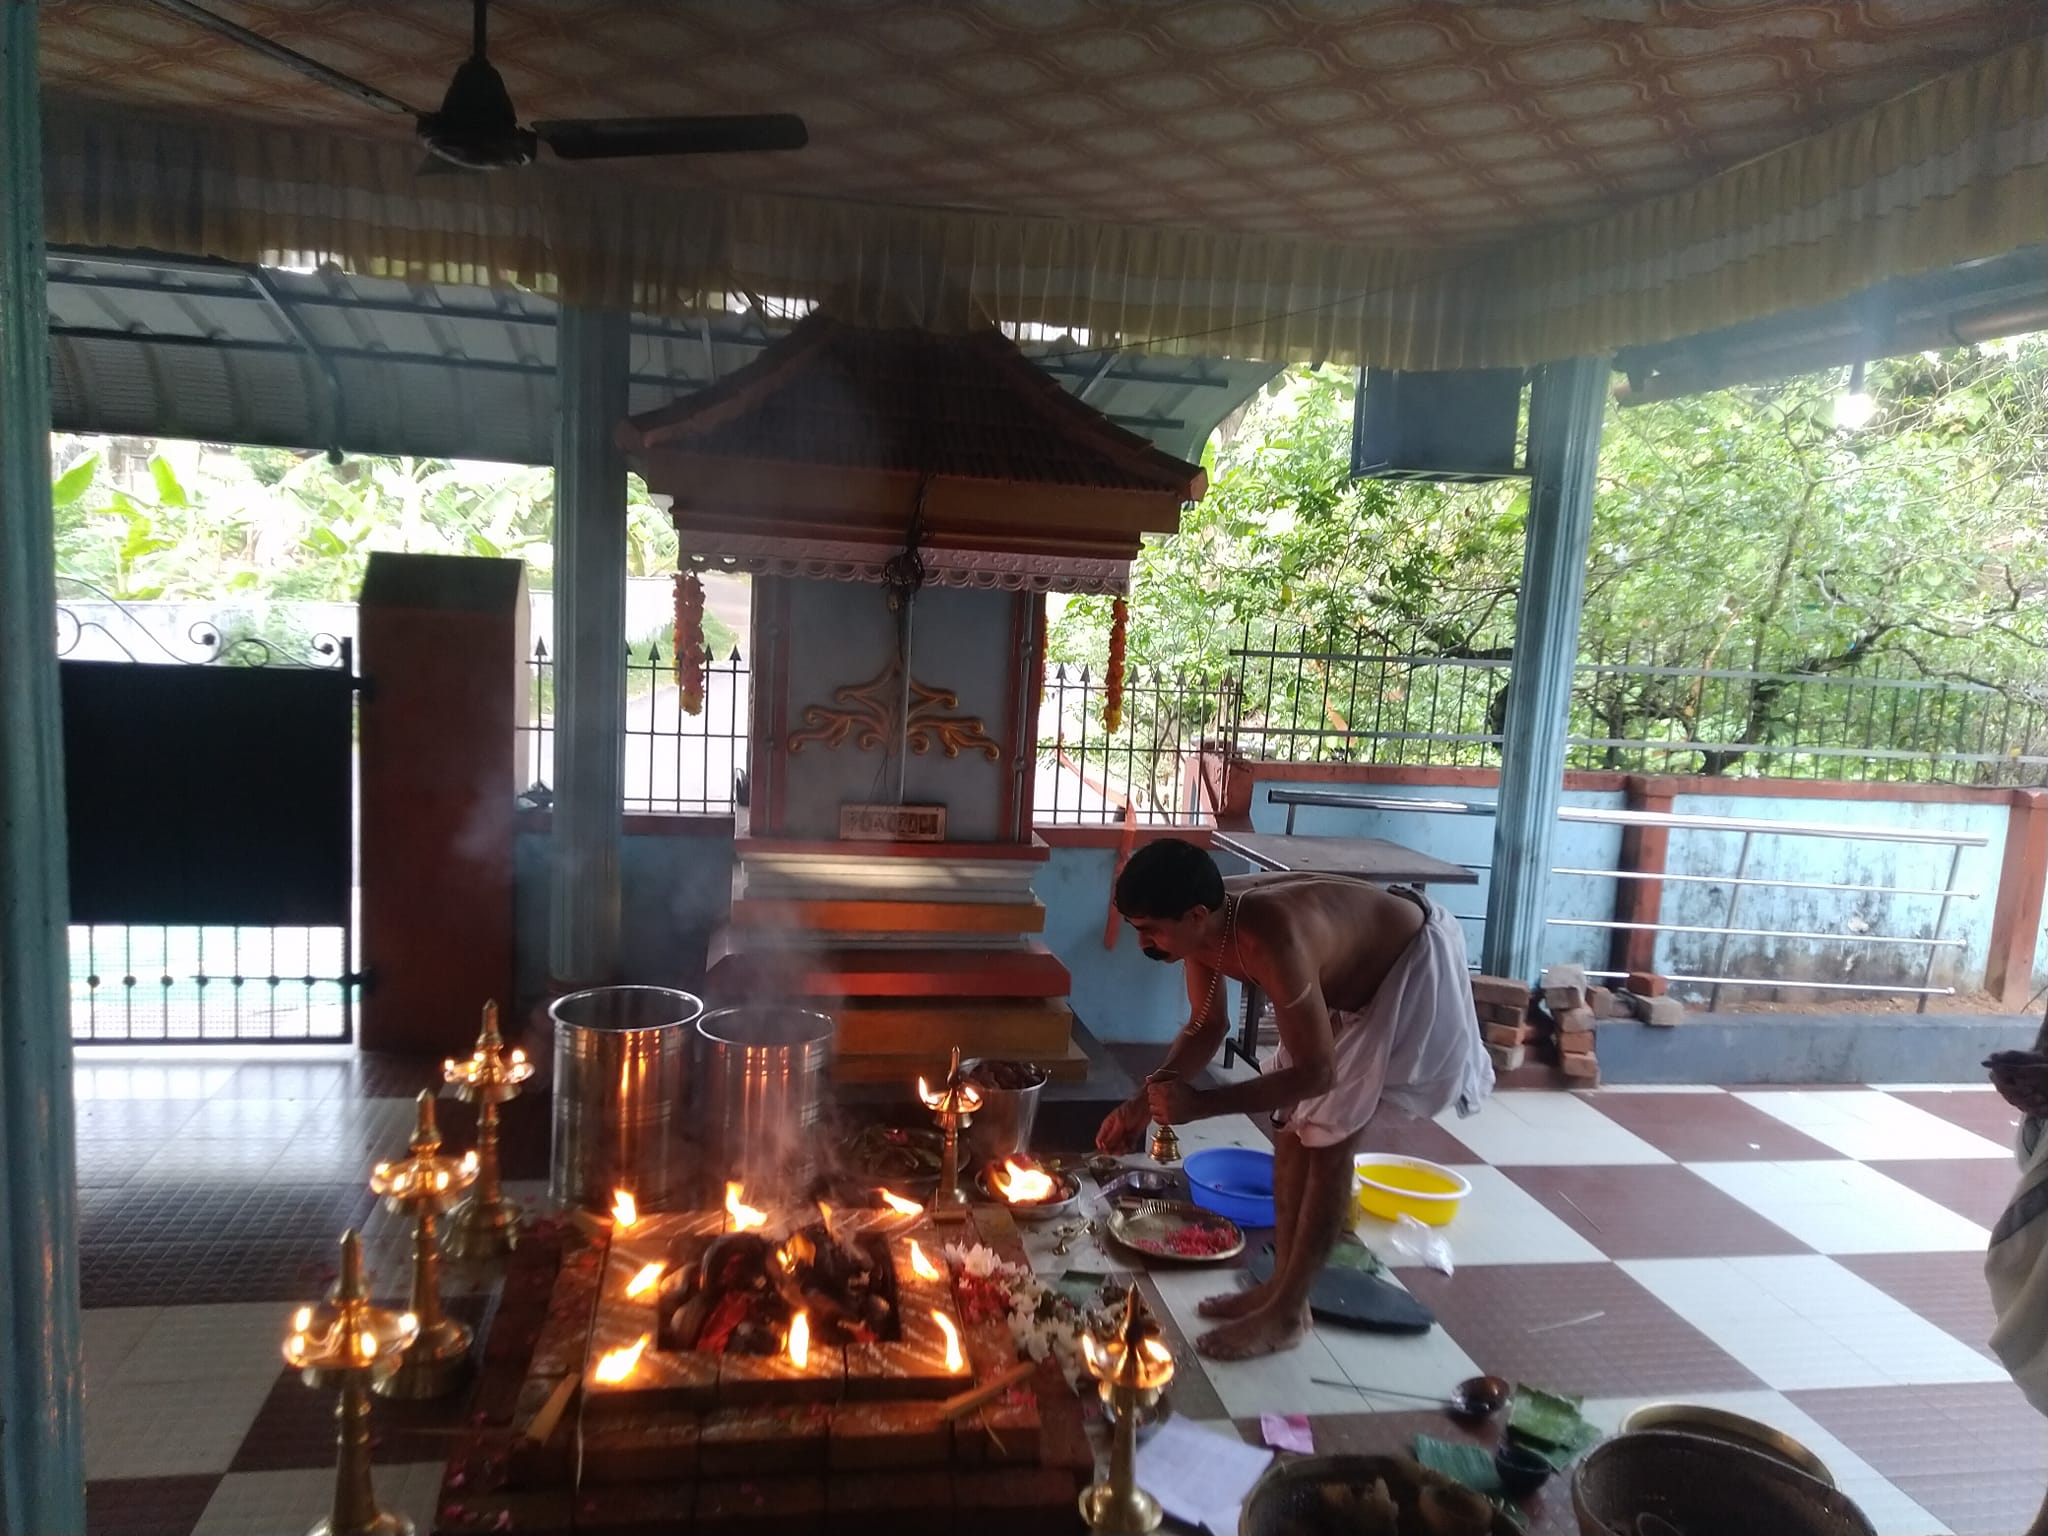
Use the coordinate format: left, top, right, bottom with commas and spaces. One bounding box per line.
1197, 1279, 1273, 1319
1195, 1303, 1311, 1360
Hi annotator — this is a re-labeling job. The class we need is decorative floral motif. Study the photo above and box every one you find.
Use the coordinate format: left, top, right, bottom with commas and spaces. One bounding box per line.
786, 660, 1001, 760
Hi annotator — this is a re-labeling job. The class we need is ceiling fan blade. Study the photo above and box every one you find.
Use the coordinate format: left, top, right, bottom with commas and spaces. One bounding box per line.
146, 0, 420, 118
532, 114, 808, 161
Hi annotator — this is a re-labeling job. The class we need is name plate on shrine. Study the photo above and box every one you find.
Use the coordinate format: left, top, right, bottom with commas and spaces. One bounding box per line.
839, 804, 947, 842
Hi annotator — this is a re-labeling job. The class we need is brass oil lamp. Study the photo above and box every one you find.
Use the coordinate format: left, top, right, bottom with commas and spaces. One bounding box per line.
282, 1229, 421, 1536
441, 1000, 533, 1260
916, 1045, 982, 1222
1079, 1283, 1177, 1535
368, 1090, 476, 1398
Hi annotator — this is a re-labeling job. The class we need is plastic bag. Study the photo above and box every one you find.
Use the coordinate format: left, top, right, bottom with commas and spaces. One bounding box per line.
1388, 1213, 1455, 1276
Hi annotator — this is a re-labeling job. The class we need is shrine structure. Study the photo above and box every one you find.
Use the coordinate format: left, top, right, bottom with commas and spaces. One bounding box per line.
620, 315, 1205, 1081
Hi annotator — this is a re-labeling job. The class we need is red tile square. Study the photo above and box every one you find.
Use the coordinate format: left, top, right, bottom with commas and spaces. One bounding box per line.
1398, 1262, 1764, 1399
85, 1474, 220, 1536
1356, 1109, 1483, 1168
1888, 1469, 2048, 1536
1887, 1090, 2025, 1148
1789, 1381, 2048, 1483
1836, 1251, 1999, 1361
1581, 1092, 1837, 1161
1501, 1164, 1812, 1260
1866, 1159, 2010, 1229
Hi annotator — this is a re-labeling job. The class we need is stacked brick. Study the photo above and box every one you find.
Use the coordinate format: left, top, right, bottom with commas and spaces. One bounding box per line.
1539, 964, 1601, 1086
1471, 974, 1538, 1073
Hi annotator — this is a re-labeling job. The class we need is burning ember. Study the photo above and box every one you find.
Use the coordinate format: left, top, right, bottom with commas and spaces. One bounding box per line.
724, 1181, 766, 1232
786, 1310, 810, 1368
664, 1215, 900, 1357
624, 1262, 663, 1299
908, 1240, 940, 1282
877, 1188, 923, 1217
593, 1334, 649, 1384
917, 1075, 982, 1113
611, 1189, 639, 1228
932, 1309, 964, 1372
991, 1158, 1057, 1204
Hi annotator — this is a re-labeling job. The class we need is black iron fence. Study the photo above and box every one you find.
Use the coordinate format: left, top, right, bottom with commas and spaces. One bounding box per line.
1033, 663, 1224, 826
520, 639, 751, 815
1224, 626, 2048, 786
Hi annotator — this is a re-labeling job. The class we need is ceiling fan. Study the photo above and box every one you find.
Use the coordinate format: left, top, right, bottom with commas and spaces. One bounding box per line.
148, 0, 808, 170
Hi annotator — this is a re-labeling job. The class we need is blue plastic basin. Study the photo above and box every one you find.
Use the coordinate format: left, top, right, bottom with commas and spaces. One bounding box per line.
1184, 1146, 1277, 1227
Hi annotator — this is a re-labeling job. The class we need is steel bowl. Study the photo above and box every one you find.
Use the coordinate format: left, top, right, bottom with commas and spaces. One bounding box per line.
973, 1165, 1082, 1222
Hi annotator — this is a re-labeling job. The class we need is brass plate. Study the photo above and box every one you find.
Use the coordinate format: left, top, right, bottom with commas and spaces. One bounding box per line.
1105, 1200, 1246, 1264
1618, 1403, 1835, 1488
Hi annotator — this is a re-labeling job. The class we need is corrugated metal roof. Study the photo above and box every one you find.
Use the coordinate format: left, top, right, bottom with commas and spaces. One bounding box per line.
46, 249, 1278, 468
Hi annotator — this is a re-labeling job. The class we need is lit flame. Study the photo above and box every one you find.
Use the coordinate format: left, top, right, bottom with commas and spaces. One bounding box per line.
398, 1313, 417, 1336
285, 1333, 305, 1364
916, 1076, 982, 1112
932, 1309, 964, 1372
908, 1240, 940, 1282
625, 1262, 663, 1299
612, 1189, 639, 1228
1142, 1338, 1172, 1364
357, 1330, 377, 1359
785, 1232, 816, 1268
724, 1182, 765, 1232
786, 1310, 810, 1369
877, 1188, 923, 1218
460, 1150, 479, 1175
510, 1047, 526, 1065
593, 1334, 649, 1384
816, 1200, 836, 1240
991, 1158, 1056, 1203
442, 1058, 459, 1078
1081, 1331, 1105, 1371
292, 1306, 313, 1332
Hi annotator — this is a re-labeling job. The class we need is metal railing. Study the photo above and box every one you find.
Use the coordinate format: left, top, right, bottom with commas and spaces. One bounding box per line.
1034, 662, 1217, 826
521, 639, 750, 815
1225, 625, 2048, 785
1260, 786, 1985, 1010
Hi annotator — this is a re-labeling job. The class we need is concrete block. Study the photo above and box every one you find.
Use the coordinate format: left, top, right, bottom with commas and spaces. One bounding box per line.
1636, 995, 1685, 1028
1589, 986, 1630, 1020
1485, 1042, 1526, 1072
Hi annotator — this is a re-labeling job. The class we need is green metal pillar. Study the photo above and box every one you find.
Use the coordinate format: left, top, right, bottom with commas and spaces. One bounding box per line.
0, 2, 87, 1530
548, 304, 629, 985
1481, 356, 1609, 983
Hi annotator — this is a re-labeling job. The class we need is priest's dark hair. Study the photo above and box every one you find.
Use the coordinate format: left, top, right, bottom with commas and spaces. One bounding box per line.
1114, 837, 1226, 919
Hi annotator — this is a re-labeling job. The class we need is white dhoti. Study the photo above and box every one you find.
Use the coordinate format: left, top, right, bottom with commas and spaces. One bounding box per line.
1271, 894, 1494, 1148
1987, 1115, 2048, 1413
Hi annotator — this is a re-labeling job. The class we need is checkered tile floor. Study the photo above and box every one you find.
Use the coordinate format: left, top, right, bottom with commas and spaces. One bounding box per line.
74, 1054, 2039, 1535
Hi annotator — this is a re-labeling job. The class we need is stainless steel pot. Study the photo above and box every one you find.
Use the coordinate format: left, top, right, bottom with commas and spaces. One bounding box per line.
548, 984, 704, 1213
960, 1057, 1048, 1168
697, 1005, 835, 1205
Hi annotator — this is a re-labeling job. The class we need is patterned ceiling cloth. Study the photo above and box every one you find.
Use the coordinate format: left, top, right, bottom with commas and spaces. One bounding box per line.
36, 1, 2048, 367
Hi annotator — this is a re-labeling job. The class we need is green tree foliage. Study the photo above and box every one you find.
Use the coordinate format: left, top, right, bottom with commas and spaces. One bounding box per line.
1051, 342, 2048, 791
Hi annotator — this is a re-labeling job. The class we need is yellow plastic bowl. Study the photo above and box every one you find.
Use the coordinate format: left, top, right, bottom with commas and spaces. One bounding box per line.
1352, 1154, 1472, 1227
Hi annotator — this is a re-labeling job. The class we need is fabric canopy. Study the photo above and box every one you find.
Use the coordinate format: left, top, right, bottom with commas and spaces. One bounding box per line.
40, 33, 2048, 370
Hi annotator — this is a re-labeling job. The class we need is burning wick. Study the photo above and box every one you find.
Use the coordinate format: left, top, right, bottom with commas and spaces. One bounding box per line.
724, 1182, 766, 1232
992, 1158, 1056, 1204
624, 1261, 663, 1299
593, 1334, 649, 1385
611, 1188, 639, 1228
932, 1309, 964, 1373
1143, 1338, 1172, 1364
877, 1188, 923, 1218
917, 1076, 983, 1112
786, 1310, 810, 1369
908, 1239, 940, 1282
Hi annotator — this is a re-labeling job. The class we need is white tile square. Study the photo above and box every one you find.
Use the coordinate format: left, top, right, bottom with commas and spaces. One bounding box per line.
191, 1462, 445, 1536
1354, 1165, 1605, 1267
114, 1302, 301, 1386
1171, 1114, 1274, 1155
1436, 1091, 1671, 1166
1690, 1160, 1990, 1254
85, 1372, 274, 1479
1622, 1255, 2008, 1392
1735, 1090, 2010, 1161
82, 1307, 160, 1395
1578, 1390, 1952, 1535
1143, 1269, 1368, 1418
1581, 1084, 1730, 1095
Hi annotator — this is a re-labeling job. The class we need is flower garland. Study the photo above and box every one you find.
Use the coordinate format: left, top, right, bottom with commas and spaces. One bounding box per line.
673, 569, 706, 717
1102, 596, 1128, 733
945, 1241, 1125, 1393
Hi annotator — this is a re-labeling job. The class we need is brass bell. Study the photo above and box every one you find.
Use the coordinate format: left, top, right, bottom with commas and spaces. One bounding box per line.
1148, 1122, 1182, 1166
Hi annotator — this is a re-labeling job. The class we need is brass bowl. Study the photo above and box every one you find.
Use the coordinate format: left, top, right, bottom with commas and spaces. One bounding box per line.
1239, 1454, 1520, 1536
1618, 1402, 1835, 1487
